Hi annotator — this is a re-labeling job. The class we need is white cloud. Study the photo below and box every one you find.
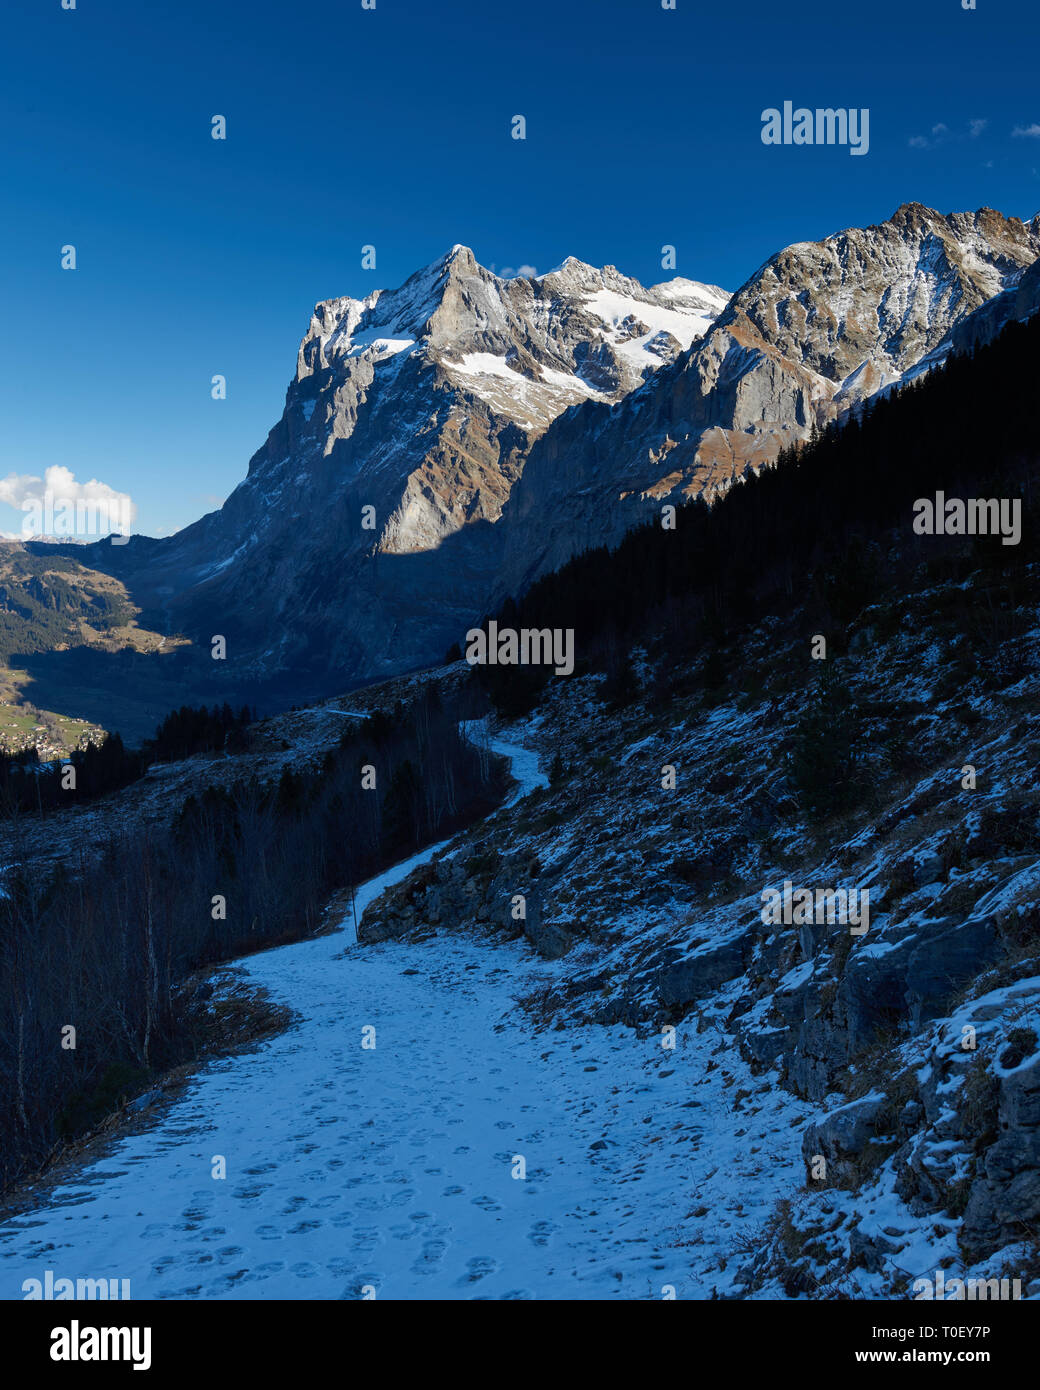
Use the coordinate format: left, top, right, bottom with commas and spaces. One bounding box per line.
1013, 123, 1040, 138
0, 465, 135, 538
492, 263, 538, 279
910, 118, 990, 151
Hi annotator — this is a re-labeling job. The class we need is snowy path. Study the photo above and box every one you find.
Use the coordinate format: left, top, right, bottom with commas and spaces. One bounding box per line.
1, 729, 809, 1300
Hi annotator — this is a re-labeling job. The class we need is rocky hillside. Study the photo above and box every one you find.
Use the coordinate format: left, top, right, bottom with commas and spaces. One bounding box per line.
354, 310, 1040, 1298
358, 586, 1040, 1297
0, 543, 183, 747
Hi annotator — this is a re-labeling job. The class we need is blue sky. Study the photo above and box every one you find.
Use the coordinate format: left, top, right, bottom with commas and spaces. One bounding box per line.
2, 0, 1038, 538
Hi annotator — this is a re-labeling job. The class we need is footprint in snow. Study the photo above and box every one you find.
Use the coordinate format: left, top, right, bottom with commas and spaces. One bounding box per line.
528, 1220, 557, 1246
411, 1238, 449, 1272
339, 1274, 380, 1299
459, 1255, 499, 1285
470, 1195, 502, 1213
350, 1227, 382, 1252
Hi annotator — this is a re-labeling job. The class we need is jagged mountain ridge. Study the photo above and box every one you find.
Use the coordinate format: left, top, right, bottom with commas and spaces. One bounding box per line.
495, 203, 1040, 596
113, 249, 727, 685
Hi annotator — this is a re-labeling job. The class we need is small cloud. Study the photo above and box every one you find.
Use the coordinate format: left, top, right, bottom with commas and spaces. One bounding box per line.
1012, 123, 1040, 138
910, 123, 950, 150
0, 465, 135, 539
910, 119, 991, 151
515, 264, 537, 278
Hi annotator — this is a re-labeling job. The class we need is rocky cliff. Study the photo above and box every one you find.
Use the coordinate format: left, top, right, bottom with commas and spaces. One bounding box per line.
114, 249, 727, 687
495, 204, 1040, 597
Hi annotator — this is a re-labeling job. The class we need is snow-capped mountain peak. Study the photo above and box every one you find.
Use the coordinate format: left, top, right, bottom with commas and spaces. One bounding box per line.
494, 203, 1040, 596
115, 203, 1040, 700
295, 247, 730, 437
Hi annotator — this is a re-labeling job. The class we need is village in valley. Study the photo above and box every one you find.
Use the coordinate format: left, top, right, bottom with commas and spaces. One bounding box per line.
0, 701, 103, 766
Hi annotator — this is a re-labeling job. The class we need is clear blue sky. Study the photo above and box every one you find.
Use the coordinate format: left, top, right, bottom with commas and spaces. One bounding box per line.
2, 0, 1038, 538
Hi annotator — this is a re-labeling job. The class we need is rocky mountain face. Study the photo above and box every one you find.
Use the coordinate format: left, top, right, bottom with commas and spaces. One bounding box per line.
72, 203, 1039, 705
905, 223, 1040, 381
114, 249, 727, 688
495, 204, 1040, 596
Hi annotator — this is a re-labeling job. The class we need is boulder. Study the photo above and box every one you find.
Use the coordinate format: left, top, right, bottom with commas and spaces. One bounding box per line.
656, 925, 752, 1007
801, 1092, 887, 1165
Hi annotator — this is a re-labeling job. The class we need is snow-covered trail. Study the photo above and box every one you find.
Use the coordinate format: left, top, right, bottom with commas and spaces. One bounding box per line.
1, 728, 809, 1300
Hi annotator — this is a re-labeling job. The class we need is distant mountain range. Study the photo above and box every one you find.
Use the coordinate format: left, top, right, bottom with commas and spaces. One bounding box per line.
19, 201, 1040, 725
